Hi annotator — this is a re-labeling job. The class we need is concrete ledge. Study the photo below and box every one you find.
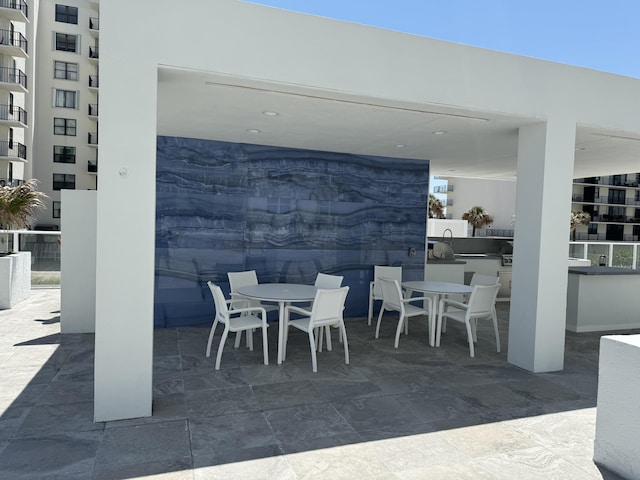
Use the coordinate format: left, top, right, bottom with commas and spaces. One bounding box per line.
0, 252, 31, 309
594, 335, 640, 479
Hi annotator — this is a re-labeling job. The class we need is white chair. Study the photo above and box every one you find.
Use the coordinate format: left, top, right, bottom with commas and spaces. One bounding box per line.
442, 273, 500, 334
368, 266, 402, 325
283, 287, 350, 372
375, 277, 432, 348
313, 273, 344, 352
205, 282, 269, 370
228, 270, 277, 348
436, 283, 501, 357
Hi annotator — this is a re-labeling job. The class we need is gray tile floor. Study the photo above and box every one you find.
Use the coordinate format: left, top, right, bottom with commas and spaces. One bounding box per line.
0, 288, 630, 479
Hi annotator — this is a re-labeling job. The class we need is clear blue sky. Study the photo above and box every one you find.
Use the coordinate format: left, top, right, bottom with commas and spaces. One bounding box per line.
248, 0, 640, 79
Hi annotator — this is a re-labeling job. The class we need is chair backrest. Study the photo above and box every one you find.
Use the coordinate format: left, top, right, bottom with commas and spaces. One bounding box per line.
315, 273, 344, 288
373, 266, 402, 297
310, 286, 349, 326
467, 283, 501, 316
207, 281, 229, 319
378, 277, 404, 311
470, 273, 499, 287
228, 270, 258, 293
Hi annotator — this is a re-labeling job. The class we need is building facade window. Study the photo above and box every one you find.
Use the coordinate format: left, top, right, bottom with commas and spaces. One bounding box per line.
55, 5, 78, 24
53, 89, 78, 108
53, 174, 76, 190
53, 146, 76, 164
53, 117, 77, 136
588, 223, 598, 234
53, 201, 61, 218
55, 33, 78, 52
54, 61, 78, 80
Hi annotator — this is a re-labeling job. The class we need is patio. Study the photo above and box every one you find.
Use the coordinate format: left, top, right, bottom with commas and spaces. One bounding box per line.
0, 288, 628, 479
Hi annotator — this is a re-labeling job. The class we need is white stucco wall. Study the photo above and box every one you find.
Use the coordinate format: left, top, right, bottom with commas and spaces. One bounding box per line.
60, 190, 96, 333
594, 335, 640, 479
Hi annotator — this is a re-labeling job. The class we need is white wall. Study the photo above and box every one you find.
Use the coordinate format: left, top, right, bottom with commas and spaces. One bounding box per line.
595, 335, 640, 479
427, 219, 468, 238
60, 190, 96, 333
446, 177, 516, 230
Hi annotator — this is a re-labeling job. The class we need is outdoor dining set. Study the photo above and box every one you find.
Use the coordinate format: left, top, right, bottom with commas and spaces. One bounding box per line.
205, 266, 502, 372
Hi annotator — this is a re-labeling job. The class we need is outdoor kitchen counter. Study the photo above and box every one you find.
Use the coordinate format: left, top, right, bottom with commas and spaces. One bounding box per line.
567, 267, 640, 332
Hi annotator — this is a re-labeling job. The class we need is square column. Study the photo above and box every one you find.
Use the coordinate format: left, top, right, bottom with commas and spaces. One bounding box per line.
508, 119, 576, 372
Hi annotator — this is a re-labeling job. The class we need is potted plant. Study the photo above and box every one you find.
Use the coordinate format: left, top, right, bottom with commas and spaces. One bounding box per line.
0, 179, 47, 255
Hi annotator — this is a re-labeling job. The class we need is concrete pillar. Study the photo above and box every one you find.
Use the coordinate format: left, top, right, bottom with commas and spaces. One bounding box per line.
594, 335, 640, 479
507, 119, 575, 372
60, 190, 97, 333
93, 1, 158, 421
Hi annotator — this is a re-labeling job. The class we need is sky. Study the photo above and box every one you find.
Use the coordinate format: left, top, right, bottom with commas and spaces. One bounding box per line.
247, 0, 640, 79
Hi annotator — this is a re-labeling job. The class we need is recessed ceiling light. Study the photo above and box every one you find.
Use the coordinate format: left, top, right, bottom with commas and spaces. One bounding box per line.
575, 147, 587, 151
262, 111, 279, 116
246, 129, 261, 133
432, 130, 448, 135
395, 144, 406, 148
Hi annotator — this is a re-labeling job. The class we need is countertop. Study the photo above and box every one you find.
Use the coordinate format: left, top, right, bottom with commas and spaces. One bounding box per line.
568, 266, 640, 276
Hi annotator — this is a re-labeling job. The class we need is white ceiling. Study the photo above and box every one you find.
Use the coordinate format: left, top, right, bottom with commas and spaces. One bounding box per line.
157, 67, 640, 180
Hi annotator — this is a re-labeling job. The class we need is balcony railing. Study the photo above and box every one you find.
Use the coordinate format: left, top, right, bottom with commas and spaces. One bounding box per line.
0, 29, 27, 54
433, 185, 454, 193
0, 140, 26, 160
89, 17, 99, 31
88, 160, 98, 173
0, 67, 27, 89
0, 178, 22, 187
88, 132, 98, 145
89, 75, 99, 88
0, 0, 28, 18
89, 46, 99, 60
88, 103, 98, 116
0, 105, 26, 124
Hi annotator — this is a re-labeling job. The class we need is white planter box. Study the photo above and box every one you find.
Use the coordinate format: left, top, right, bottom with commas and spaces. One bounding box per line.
0, 252, 31, 309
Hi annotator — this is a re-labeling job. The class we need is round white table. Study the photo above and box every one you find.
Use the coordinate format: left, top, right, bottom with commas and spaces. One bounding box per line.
402, 280, 474, 347
236, 283, 318, 364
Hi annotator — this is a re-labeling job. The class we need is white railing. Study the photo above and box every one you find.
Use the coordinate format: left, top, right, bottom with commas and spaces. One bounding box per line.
569, 241, 640, 269
1, 230, 61, 284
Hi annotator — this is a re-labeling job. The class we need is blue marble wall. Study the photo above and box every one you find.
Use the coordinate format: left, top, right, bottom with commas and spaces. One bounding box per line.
155, 136, 429, 328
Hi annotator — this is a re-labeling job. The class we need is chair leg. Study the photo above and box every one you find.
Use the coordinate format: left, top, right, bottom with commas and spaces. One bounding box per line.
368, 291, 374, 325
375, 307, 385, 338
341, 322, 349, 365
464, 319, 475, 357
215, 327, 230, 370
205, 319, 218, 357
471, 318, 478, 343
248, 329, 254, 351
325, 325, 332, 351
492, 313, 501, 353
436, 312, 443, 347
308, 329, 318, 373
404, 317, 409, 335
394, 314, 405, 348
234, 331, 242, 349
316, 327, 323, 352
262, 325, 269, 365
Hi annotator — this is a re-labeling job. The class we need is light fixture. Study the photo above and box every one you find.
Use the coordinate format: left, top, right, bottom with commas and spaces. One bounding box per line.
394, 144, 406, 148
246, 129, 261, 133
432, 130, 448, 135
262, 111, 279, 117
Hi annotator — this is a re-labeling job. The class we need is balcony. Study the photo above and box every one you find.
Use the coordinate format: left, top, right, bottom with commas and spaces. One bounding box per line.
0, 105, 26, 126
88, 103, 98, 117
0, 177, 21, 187
0, 140, 26, 161
0, 29, 27, 57
89, 17, 99, 37
88, 75, 99, 90
0, 0, 28, 21
88, 160, 98, 174
89, 46, 99, 63
433, 185, 454, 193
0, 66, 27, 92
88, 132, 98, 147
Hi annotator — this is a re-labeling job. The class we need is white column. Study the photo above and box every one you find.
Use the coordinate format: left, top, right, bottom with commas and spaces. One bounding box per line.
93, 1, 158, 421
508, 119, 576, 372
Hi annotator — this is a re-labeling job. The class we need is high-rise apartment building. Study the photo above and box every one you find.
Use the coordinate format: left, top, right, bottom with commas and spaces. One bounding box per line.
0, 0, 29, 190
1, 0, 100, 229
432, 174, 640, 241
